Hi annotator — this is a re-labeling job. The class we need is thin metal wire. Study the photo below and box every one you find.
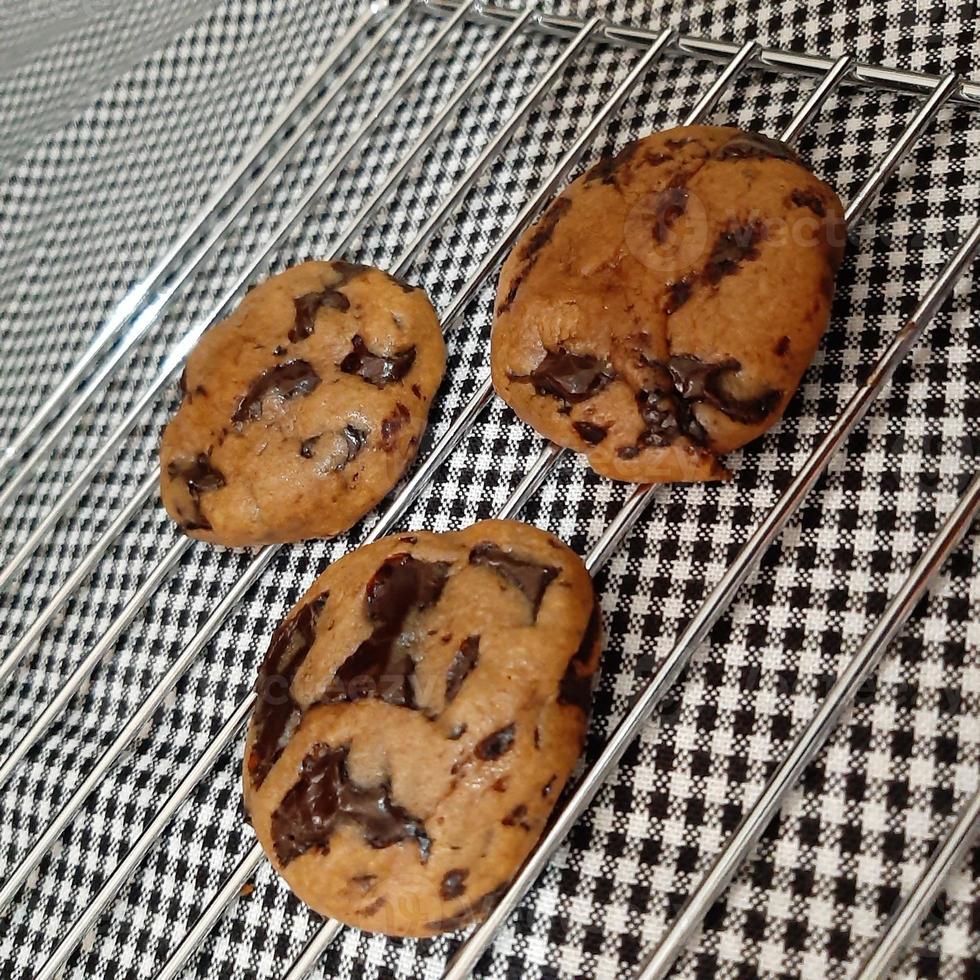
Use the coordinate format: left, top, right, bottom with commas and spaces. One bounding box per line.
0, 4, 412, 515
636, 469, 980, 979
423, 0, 980, 107
0, 6, 384, 485
854, 783, 980, 980
0, 471, 160, 688
440, 81, 966, 980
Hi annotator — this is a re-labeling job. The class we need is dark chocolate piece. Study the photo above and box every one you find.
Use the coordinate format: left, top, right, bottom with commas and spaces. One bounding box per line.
272, 742, 430, 865
299, 435, 320, 459
704, 221, 766, 284
233, 360, 321, 426
166, 453, 226, 531
290, 288, 350, 342
585, 139, 643, 186
716, 131, 800, 163
497, 197, 572, 313
321, 553, 450, 709
512, 347, 615, 405
651, 187, 688, 243
425, 884, 508, 932
475, 723, 516, 761
668, 355, 781, 425
573, 420, 608, 445
558, 602, 599, 714
789, 188, 826, 217
445, 635, 479, 704
502, 803, 531, 830
340, 334, 416, 388
440, 869, 469, 900
664, 274, 696, 315
469, 543, 558, 617
248, 592, 328, 787
380, 402, 410, 450
775, 335, 791, 356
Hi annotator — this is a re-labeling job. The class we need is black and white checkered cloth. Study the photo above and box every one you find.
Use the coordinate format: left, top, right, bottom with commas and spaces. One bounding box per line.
0, 1, 977, 977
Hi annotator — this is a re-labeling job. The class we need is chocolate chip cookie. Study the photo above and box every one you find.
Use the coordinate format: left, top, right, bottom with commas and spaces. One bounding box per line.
159, 260, 445, 546
491, 125, 846, 483
242, 520, 600, 937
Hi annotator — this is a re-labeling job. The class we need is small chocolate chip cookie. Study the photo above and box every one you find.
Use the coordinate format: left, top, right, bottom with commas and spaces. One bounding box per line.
491, 125, 846, 483
159, 260, 445, 546
242, 520, 600, 937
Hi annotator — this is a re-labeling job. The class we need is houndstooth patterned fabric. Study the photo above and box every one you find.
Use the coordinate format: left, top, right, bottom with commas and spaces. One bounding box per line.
0, 1, 978, 978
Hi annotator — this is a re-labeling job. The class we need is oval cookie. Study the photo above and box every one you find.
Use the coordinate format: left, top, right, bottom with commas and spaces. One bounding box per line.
242, 519, 601, 936
159, 260, 445, 546
491, 125, 846, 483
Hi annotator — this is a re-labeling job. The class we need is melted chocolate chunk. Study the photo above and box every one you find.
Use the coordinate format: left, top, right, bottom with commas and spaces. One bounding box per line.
704, 221, 766, 284
340, 334, 416, 388
299, 435, 320, 459
440, 869, 469, 900
617, 446, 640, 460
585, 139, 643, 186
652, 186, 688, 243
502, 804, 531, 830
425, 883, 508, 932
380, 402, 410, 450
775, 335, 791, 357
272, 742, 430, 866
233, 360, 321, 426
298, 424, 367, 466
445, 635, 479, 704
668, 355, 781, 425
273, 345, 287, 356
321, 553, 450, 709
290, 288, 350, 342
469, 543, 558, 617
448, 722, 467, 740
475, 723, 516, 761
716, 131, 800, 163
332, 259, 371, 283
497, 197, 572, 314
789, 188, 827, 217
664, 273, 696, 315
166, 453, 226, 531
512, 347, 615, 405
573, 420, 608, 445
558, 602, 599, 714
248, 592, 328, 787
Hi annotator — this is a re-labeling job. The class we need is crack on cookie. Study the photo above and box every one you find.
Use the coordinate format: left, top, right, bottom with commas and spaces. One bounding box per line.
496, 196, 572, 315
445, 635, 480, 705
272, 741, 431, 865
248, 591, 329, 787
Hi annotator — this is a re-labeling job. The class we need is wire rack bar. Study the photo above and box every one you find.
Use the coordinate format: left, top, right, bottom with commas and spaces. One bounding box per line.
636, 469, 980, 979
440, 120, 973, 980
854, 784, 980, 980
0, 6, 384, 485
0, 6, 410, 515
422, 0, 980, 106
4, 15, 673, 961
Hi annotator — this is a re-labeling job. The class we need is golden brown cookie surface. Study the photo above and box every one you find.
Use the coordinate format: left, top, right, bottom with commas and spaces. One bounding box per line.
242, 520, 600, 937
159, 260, 445, 546
491, 125, 846, 483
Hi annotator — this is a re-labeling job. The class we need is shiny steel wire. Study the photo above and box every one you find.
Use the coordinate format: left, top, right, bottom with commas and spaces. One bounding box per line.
636, 470, 980, 979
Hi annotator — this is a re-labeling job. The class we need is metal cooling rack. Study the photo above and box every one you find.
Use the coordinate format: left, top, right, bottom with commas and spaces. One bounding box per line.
1, 1, 979, 977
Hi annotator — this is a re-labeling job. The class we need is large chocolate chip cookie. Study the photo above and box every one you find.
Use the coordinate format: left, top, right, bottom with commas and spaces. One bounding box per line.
160, 260, 445, 546
491, 125, 846, 483
242, 520, 600, 936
